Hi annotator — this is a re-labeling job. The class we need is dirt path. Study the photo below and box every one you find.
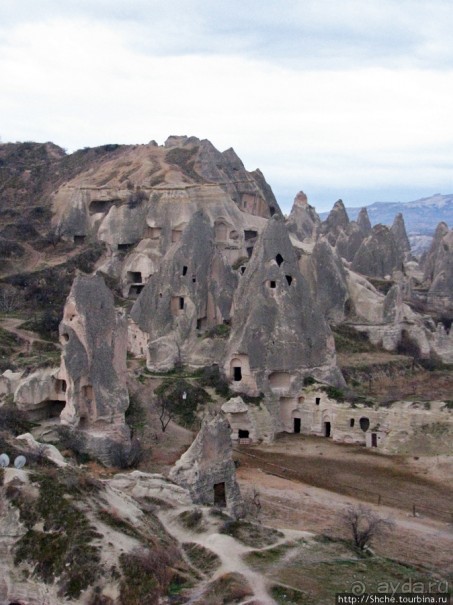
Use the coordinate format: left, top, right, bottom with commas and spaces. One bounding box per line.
0, 317, 60, 352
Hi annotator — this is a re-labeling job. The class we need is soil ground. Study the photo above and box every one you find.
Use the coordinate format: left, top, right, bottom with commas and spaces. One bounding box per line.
234, 435, 453, 577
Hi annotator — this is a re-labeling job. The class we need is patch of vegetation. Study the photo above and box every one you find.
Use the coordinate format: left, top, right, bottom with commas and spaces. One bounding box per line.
177, 509, 204, 532
219, 520, 283, 548
242, 392, 265, 405
98, 510, 144, 542
197, 364, 232, 398
165, 146, 203, 183
119, 545, 182, 605
0, 402, 35, 435
125, 392, 147, 435
271, 584, 309, 604
322, 385, 345, 401
204, 323, 231, 339
5, 243, 105, 337
182, 542, 221, 575
199, 572, 253, 604
443, 400, 453, 409
245, 542, 294, 568
0, 326, 23, 367
303, 375, 316, 386
333, 325, 378, 354
155, 377, 210, 429
13, 470, 102, 598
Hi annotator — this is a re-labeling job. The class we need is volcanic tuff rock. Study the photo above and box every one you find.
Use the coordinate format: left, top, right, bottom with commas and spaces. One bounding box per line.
306, 238, 350, 324
320, 199, 350, 244
356, 207, 372, 235
351, 224, 404, 278
169, 414, 244, 517
130, 210, 238, 369
287, 190, 321, 241
226, 216, 343, 393
391, 212, 411, 257
59, 273, 135, 466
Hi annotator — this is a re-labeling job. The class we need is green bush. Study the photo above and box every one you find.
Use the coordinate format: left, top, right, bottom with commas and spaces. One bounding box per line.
155, 378, 210, 428
197, 365, 232, 398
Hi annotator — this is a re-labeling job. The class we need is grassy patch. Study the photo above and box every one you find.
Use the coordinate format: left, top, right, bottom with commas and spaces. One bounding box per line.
97, 510, 144, 542
203, 323, 231, 339
195, 572, 253, 605
219, 520, 283, 548
333, 325, 379, 354
12, 470, 102, 598
271, 584, 310, 604
182, 542, 221, 575
177, 509, 204, 533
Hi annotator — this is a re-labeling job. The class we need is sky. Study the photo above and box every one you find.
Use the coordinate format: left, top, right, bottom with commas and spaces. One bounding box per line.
1, 1, 453, 213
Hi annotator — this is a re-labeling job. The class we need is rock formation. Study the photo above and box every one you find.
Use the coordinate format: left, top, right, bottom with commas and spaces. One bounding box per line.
58, 273, 135, 466
226, 216, 343, 393
169, 414, 244, 517
391, 212, 411, 257
287, 191, 321, 241
351, 224, 404, 278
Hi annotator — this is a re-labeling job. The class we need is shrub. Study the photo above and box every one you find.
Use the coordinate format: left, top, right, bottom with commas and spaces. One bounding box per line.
197, 365, 232, 398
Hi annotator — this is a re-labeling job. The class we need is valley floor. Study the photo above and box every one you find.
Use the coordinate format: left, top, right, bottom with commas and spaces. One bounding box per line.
235, 435, 453, 577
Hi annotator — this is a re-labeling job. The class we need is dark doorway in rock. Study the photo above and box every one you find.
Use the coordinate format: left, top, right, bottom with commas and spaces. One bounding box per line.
324, 421, 331, 437
118, 243, 133, 251
74, 235, 86, 245
350, 418, 355, 428
238, 429, 250, 438
214, 482, 226, 507
233, 366, 242, 381
247, 246, 254, 257
128, 271, 142, 283
359, 417, 370, 432
294, 418, 301, 434
240, 266, 246, 274
270, 280, 276, 288
285, 275, 293, 286
244, 230, 258, 241
182, 266, 188, 276
315, 397, 320, 405
275, 253, 284, 266
371, 433, 378, 447
129, 285, 144, 297
179, 297, 184, 310
270, 207, 276, 216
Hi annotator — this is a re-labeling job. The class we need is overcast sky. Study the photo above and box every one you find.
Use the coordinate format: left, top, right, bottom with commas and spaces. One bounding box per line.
1, 1, 453, 212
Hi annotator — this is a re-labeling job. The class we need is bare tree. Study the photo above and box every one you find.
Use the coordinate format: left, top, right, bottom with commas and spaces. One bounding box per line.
242, 485, 262, 522
0, 285, 20, 313
342, 504, 394, 550
157, 396, 174, 433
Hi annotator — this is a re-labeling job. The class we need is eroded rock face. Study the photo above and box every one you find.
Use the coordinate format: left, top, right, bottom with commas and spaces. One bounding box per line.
351, 224, 404, 278
226, 217, 343, 393
169, 415, 244, 517
357, 207, 372, 235
287, 191, 321, 241
391, 212, 411, 257
130, 211, 238, 370
59, 273, 134, 466
320, 199, 349, 244
307, 238, 349, 324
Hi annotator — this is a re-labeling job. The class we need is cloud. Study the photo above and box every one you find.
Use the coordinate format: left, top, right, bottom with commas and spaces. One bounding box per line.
0, 4, 452, 212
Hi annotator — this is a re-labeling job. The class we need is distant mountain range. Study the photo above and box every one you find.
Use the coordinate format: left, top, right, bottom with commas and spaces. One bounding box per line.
319, 193, 453, 236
